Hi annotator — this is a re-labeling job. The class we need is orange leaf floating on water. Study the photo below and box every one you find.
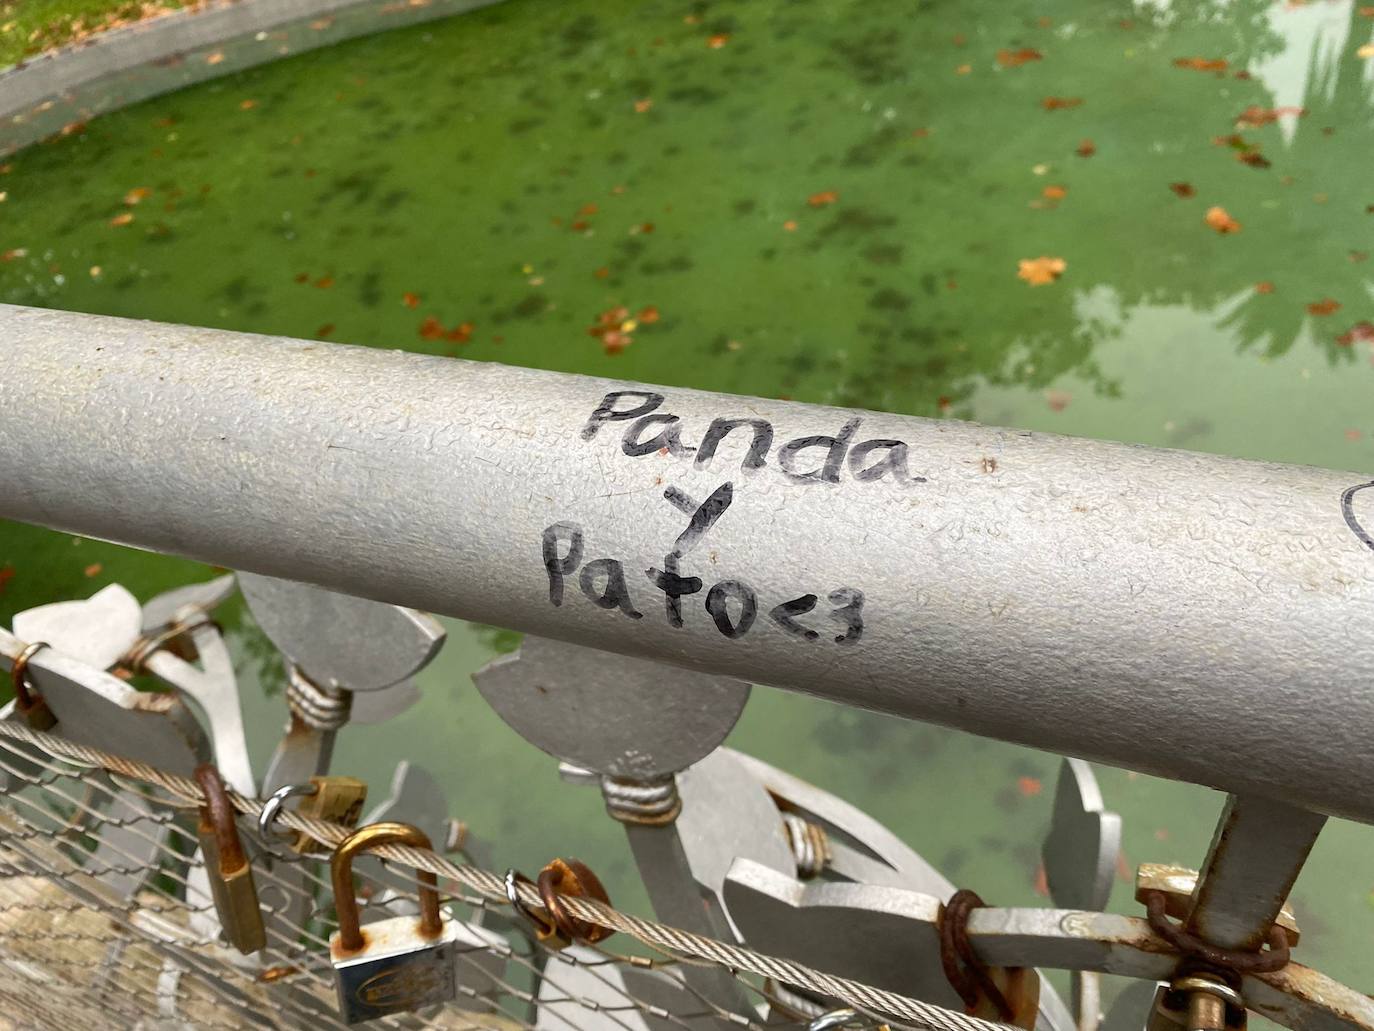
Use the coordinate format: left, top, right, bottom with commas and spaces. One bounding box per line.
808, 189, 840, 207
1173, 56, 1228, 72
579, 202, 599, 216
239, 99, 257, 110
601, 329, 632, 355
1046, 390, 1072, 412
1361, 6, 1374, 15
1017, 255, 1067, 285
782, 219, 798, 231
1307, 298, 1341, 316
402, 291, 420, 308
1042, 96, 1082, 110
1236, 105, 1306, 127
997, 47, 1043, 67
1204, 206, 1241, 233
1352, 251, 1370, 263
638, 305, 660, 324
955, 63, 972, 75
1337, 322, 1374, 346
206, 51, 224, 65
1042, 184, 1067, 200
109, 212, 134, 227
1237, 150, 1271, 169
123, 187, 150, 205
1, 248, 27, 262
1033, 862, 1050, 897
316, 324, 335, 338
1018, 775, 1043, 797
84, 563, 103, 578
314, 275, 334, 289
633, 98, 653, 113
419, 316, 444, 340
445, 322, 473, 343
707, 33, 730, 48
294, 272, 309, 283
0, 565, 13, 595
1255, 281, 1275, 294
1076, 138, 1096, 157
594, 266, 611, 279
1170, 182, 1196, 197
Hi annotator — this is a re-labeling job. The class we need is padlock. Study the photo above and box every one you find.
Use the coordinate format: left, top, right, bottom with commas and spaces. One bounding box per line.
195, 764, 266, 954
328, 821, 462, 1025
11, 641, 57, 731
292, 775, 368, 853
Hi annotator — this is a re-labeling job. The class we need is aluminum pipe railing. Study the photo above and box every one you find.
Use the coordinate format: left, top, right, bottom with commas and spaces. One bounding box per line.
1, 304, 1371, 821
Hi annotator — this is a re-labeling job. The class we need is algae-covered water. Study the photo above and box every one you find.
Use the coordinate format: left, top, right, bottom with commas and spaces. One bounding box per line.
1, 0, 1372, 1003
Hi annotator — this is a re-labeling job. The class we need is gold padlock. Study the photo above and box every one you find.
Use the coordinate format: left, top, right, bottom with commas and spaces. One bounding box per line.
292, 775, 368, 853
329, 822, 461, 1025
1146, 975, 1247, 1031
11, 642, 57, 731
195, 764, 266, 954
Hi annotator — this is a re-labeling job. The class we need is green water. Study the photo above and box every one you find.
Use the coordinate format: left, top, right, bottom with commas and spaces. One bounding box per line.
2, 0, 1373, 1004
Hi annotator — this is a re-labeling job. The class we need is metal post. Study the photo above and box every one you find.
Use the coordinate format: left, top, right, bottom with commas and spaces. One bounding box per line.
3, 304, 1374, 821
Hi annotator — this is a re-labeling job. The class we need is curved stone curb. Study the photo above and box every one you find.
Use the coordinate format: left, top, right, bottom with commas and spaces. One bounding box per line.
1, 0, 505, 156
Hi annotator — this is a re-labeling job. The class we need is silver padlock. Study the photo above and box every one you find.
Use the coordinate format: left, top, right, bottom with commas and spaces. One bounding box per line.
328, 821, 462, 1025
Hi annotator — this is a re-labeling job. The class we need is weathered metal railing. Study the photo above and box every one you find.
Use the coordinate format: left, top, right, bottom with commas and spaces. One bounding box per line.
2, 302, 1372, 822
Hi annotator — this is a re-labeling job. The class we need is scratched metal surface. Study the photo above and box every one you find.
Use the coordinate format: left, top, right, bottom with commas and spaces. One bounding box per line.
0, 0, 1372, 1003
2, 302, 1372, 826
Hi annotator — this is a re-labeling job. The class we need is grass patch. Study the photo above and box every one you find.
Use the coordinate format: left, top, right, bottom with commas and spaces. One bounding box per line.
0, 0, 186, 68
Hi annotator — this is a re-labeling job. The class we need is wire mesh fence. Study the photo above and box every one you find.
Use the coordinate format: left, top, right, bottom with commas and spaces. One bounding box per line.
0, 723, 998, 1031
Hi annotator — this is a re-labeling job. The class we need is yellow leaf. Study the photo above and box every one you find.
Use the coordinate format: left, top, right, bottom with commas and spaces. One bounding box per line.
1017, 256, 1067, 285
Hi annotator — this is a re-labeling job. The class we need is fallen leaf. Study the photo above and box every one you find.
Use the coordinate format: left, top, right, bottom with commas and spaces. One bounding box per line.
206, 51, 224, 65
808, 189, 840, 207
1046, 390, 1072, 412
1350, 251, 1369, 263
997, 47, 1042, 67
1204, 206, 1241, 233
1, 248, 28, 262
579, 202, 599, 216
293, 272, 309, 283
315, 324, 334, 338
1236, 105, 1306, 127
1237, 150, 1271, 169
314, 275, 334, 289
84, 563, 102, 578
1307, 298, 1341, 316
109, 212, 135, 227
1042, 184, 1067, 200
239, 99, 257, 110
0, 565, 13, 595
419, 316, 444, 340
782, 219, 798, 231
1358, 43, 1374, 59
1173, 56, 1227, 71
601, 329, 632, 354
1338, 322, 1374, 346
1347, 429, 1363, 442
445, 322, 473, 343
638, 305, 661, 324
402, 291, 420, 308
1076, 138, 1096, 157
1017, 255, 1067, 285
1042, 96, 1083, 111
1017, 775, 1042, 797
955, 63, 972, 74
1255, 281, 1274, 294
633, 98, 653, 113
912, 127, 930, 138
707, 33, 730, 48
1033, 862, 1050, 897
594, 266, 610, 279
1169, 181, 1196, 197
122, 187, 150, 207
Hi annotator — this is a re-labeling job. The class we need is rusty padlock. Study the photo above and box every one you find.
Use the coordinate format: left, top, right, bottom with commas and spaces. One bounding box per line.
10, 642, 57, 731
328, 822, 461, 1024
1146, 974, 1247, 1031
293, 775, 367, 853
195, 764, 266, 954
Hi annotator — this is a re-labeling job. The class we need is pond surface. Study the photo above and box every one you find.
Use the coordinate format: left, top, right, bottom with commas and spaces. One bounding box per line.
2, 0, 1372, 1006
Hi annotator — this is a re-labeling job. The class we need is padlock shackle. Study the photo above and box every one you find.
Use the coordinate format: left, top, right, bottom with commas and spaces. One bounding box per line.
194, 763, 249, 873
331, 822, 442, 953
10, 640, 46, 712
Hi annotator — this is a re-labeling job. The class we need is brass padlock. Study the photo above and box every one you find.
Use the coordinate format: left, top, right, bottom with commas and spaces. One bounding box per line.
292, 775, 368, 853
195, 764, 266, 954
329, 822, 461, 1025
11, 642, 57, 731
